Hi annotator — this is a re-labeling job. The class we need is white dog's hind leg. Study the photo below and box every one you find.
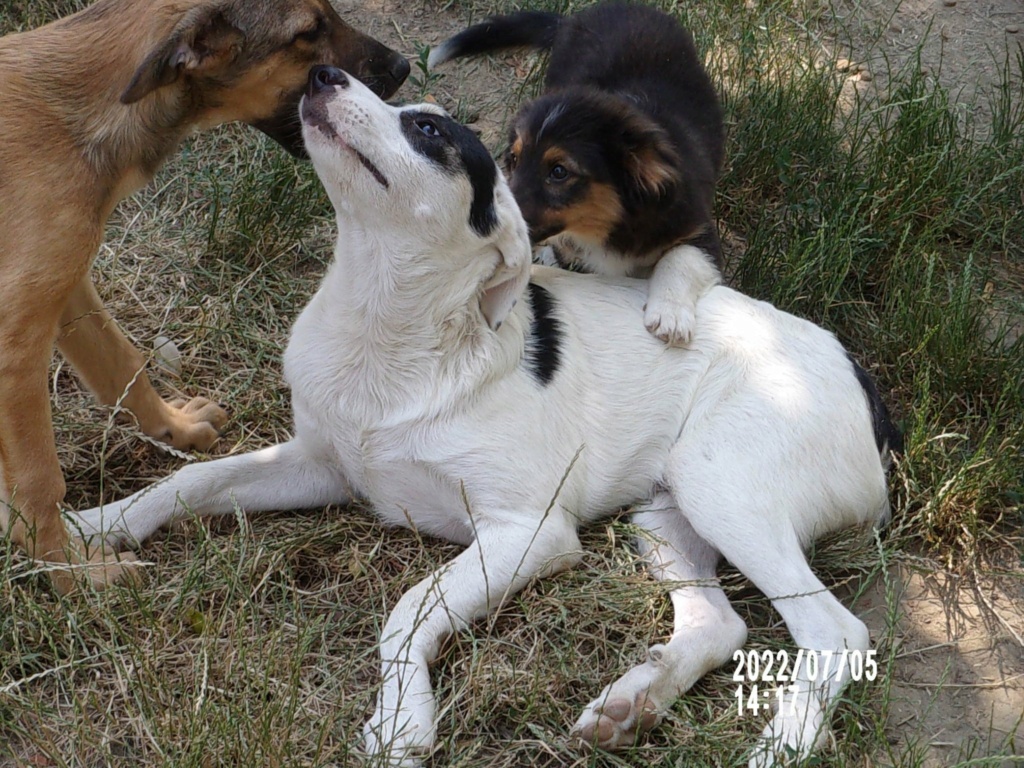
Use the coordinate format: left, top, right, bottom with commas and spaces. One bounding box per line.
66, 439, 351, 547
643, 244, 720, 346
664, 455, 871, 768
365, 515, 582, 767
573, 492, 747, 750
742, 572, 870, 768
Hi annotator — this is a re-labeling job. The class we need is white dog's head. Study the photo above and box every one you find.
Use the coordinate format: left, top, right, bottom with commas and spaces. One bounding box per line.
299, 66, 531, 330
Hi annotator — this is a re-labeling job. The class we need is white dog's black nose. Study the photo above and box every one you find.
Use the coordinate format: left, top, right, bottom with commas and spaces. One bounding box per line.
309, 66, 349, 97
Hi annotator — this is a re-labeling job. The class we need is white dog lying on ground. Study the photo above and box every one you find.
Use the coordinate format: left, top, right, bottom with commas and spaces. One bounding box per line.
70, 66, 901, 767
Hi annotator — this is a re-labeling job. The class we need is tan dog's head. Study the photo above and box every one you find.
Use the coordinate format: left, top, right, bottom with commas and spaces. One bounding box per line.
121, 0, 410, 156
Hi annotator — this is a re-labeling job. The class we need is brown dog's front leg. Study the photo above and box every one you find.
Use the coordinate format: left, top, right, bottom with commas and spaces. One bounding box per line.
57, 275, 228, 451
0, 317, 136, 593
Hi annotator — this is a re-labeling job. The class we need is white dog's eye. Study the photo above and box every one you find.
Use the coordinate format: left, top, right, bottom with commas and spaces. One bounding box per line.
415, 119, 441, 138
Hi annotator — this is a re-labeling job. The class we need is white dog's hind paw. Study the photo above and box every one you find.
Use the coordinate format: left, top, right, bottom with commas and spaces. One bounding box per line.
643, 298, 697, 347
573, 690, 661, 750
748, 705, 828, 767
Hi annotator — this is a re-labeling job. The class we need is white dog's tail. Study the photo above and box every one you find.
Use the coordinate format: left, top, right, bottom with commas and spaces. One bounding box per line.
848, 354, 903, 472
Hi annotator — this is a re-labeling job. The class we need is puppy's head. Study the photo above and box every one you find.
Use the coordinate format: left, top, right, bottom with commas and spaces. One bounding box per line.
300, 67, 531, 330
121, 0, 410, 157
505, 90, 680, 245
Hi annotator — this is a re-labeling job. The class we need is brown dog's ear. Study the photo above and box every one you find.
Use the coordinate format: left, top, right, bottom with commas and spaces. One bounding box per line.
121, 8, 244, 104
622, 116, 680, 199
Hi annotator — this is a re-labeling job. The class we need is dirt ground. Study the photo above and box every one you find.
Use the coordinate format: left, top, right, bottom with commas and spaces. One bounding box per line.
828, 3, 1024, 763
334, 0, 1024, 764
855, 563, 1024, 765
830, 0, 1024, 123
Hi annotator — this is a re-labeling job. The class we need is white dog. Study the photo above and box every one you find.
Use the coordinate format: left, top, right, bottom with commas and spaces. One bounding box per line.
70, 66, 900, 767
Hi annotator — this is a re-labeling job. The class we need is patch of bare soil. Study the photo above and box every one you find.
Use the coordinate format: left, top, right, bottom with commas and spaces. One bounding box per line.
856, 560, 1024, 765
829, 0, 1024, 130
830, 5, 1024, 759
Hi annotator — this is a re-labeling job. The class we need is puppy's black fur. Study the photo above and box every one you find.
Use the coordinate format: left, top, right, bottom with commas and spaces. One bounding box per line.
431, 2, 724, 274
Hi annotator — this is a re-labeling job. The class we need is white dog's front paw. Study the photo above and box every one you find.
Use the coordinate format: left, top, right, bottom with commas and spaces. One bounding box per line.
363, 707, 434, 767
64, 506, 134, 549
574, 689, 661, 750
644, 297, 697, 347
748, 703, 828, 767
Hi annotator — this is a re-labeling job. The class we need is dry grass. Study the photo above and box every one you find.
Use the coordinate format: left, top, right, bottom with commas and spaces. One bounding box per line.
2, 0, 1023, 766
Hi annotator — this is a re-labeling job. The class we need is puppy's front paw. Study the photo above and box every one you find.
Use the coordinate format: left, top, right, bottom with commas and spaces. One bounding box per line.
644, 297, 697, 347
150, 397, 228, 451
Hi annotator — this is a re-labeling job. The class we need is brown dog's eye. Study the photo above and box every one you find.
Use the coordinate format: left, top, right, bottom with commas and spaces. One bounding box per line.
506, 152, 519, 172
548, 164, 570, 183
295, 16, 325, 42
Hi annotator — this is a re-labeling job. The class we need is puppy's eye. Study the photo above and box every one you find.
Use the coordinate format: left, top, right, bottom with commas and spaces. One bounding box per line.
548, 164, 570, 182
415, 119, 441, 138
506, 152, 519, 172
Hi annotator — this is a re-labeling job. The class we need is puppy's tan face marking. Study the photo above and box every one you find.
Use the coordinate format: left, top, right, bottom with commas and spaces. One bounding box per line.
507, 126, 622, 244
507, 134, 525, 172
557, 180, 624, 244
540, 146, 578, 176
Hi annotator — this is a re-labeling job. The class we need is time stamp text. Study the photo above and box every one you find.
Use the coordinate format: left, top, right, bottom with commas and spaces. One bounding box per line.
732, 649, 878, 716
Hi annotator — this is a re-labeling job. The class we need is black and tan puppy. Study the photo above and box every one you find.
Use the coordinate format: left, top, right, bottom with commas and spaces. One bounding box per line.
430, 2, 724, 346
0, 0, 409, 593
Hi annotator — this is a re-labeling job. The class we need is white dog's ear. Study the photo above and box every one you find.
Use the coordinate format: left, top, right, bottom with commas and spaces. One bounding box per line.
479, 203, 531, 331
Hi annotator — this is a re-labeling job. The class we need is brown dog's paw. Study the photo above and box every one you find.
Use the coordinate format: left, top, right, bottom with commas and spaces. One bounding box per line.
150, 397, 229, 452
49, 540, 141, 594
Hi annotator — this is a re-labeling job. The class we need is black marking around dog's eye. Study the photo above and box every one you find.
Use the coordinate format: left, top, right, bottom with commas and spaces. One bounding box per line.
415, 118, 441, 137
401, 110, 498, 237
523, 282, 562, 386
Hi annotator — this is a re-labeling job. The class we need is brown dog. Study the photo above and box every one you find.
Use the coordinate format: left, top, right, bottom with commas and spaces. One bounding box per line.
0, 0, 409, 593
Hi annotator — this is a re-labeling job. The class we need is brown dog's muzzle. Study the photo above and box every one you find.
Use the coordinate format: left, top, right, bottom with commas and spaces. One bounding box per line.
359, 51, 411, 99
255, 32, 409, 159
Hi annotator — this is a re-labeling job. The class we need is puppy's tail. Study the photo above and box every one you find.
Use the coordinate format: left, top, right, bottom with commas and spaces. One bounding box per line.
428, 11, 562, 69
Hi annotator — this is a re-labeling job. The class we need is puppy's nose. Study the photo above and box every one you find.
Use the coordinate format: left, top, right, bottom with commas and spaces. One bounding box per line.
388, 55, 411, 85
309, 65, 349, 96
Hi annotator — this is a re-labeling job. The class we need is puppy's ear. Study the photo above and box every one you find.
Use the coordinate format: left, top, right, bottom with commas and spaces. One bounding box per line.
479, 188, 532, 331
622, 115, 680, 199
121, 7, 244, 104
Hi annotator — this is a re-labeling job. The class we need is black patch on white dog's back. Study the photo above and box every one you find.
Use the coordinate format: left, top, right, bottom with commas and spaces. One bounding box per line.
524, 282, 562, 386
400, 109, 498, 237
848, 354, 903, 460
